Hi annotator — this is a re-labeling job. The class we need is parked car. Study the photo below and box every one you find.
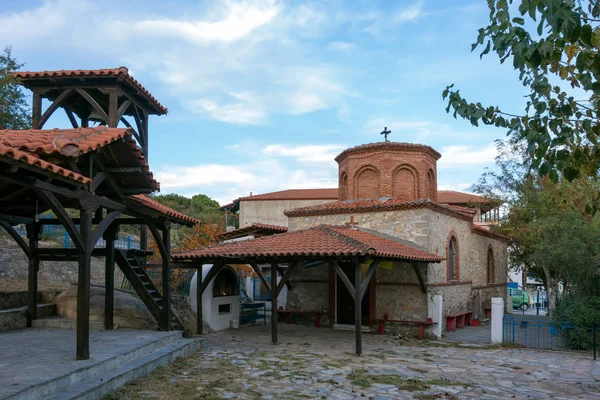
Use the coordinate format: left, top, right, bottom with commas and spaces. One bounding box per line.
508, 289, 530, 311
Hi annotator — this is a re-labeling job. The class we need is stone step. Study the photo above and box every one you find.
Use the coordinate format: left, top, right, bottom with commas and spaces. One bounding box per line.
32, 317, 105, 331
0, 304, 56, 331
44, 337, 203, 400
6, 330, 189, 400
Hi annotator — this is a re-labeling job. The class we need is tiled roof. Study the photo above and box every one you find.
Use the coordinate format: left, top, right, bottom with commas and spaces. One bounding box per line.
335, 142, 441, 163
127, 195, 201, 226
12, 67, 168, 115
0, 143, 90, 185
239, 188, 339, 202
220, 223, 288, 240
284, 197, 475, 221
0, 126, 159, 191
172, 225, 444, 263
438, 190, 490, 204
471, 224, 509, 241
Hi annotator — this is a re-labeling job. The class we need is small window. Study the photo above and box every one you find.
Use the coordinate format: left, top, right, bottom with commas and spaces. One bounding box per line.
448, 236, 458, 281
218, 304, 231, 314
487, 248, 494, 284
253, 277, 271, 301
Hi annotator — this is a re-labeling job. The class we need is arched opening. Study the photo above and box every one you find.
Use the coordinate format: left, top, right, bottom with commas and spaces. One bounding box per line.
212, 267, 239, 297
340, 172, 348, 200
427, 169, 435, 200
355, 167, 380, 199
392, 166, 418, 200
487, 247, 495, 284
447, 236, 459, 281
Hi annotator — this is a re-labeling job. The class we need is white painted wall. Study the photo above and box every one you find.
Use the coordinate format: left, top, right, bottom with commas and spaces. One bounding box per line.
189, 265, 241, 332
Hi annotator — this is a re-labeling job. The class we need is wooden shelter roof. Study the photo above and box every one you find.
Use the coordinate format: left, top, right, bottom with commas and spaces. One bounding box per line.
126, 195, 200, 227
219, 223, 288, 240
173, 224, 443, 263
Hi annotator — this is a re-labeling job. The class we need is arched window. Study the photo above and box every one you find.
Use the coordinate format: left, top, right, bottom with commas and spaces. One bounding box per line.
487, 247, 495, 284
340, 173, 348, 200
448, 236, 458, 281
392, 167, 418, 200
427, 170, 435, 199
355, 167, 380, 199
212, 267, 239, 297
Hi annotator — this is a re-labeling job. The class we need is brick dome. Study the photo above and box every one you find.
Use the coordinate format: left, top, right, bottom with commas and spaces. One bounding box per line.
336, 142, 441, 202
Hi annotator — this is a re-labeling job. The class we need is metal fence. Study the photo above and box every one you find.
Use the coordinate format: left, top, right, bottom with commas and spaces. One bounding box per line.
503, 314, 599, 358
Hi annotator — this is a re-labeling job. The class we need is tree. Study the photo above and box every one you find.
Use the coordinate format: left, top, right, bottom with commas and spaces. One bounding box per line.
443, 0, 600, 182
476, 141, 600, 312
0, 46, 30, 130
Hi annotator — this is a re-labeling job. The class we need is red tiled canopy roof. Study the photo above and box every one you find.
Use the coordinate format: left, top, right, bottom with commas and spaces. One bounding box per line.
239, 188, 339, 202
0, 143, 90, 185
335, 142, 442, 163
172, 224, 444, 263
220, 223, 288, 240
0, 126, 159, 191
284, 198, 475, 221
127, 195, 201, 226
12, 67, 168, 115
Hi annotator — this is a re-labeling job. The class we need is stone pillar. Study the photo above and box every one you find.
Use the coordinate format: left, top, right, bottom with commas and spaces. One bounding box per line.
428, 294, 443, 339
491, 297, 504, 344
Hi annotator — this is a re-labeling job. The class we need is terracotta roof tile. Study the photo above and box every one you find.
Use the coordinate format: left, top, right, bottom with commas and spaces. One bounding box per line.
0, 143, 90, 185
239, 188, 339, 202
335, 142, 441, 162
172, 224, 444, 263
471, 223, 509, 241
128, 195, 200, 226
12, 67, 167, 115
284, 197, 475, 221
0, 126, 159, 191
438, 190, 491, 204
220, 223, 288, 239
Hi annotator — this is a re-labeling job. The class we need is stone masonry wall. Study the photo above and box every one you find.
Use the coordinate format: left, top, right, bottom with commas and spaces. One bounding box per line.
285, 262, 331, 326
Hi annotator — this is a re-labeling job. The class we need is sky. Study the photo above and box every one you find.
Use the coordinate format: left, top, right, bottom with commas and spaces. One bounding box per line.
0, 0, 528, 206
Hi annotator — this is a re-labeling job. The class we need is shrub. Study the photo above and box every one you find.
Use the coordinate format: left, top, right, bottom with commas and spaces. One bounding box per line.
553, 295, 600, 350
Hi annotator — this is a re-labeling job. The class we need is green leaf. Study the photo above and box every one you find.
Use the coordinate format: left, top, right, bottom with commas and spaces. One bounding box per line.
592, 82, 600, 95
549, 169, 559, 183
592, 27, 600, 48
563, 166, 580, 181
539, 161, 550, 176
512, 17, 525, 25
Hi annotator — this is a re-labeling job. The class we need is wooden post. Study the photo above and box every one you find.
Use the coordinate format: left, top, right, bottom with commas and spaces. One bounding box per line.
32, 90, 42, 129
108, 90, 118, 127
197, 265, 203, 335
26, 223, 39, 327
103, 225, 118, 330
354, 260, 362, 356
271, 262, 278, 345
77, 207, 94, 360
161, 223, 171, 331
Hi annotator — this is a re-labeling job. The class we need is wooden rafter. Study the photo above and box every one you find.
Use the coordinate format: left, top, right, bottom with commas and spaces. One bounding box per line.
249, 260, 271, 294
65, 108, 79, 128
39, 89, 74, 128
116, 99, 132, 122
90, 172, 106, 192
359, 260, 379, 300
92, 155, 124, 199
88, 210, 122, 254
411, 261, 427, 294
200, 262, 226, 295
331, 260, 355, 301
76, 89, 108, 122
35, 189, 84, 251
275, 259, 302, 297
0, 221, 31, 258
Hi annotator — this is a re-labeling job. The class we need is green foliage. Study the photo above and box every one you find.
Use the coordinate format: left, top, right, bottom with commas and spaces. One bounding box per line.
553, 294, 600, 349
443, 0, 600, 182
0, 46, 30, 130
150, 193, 220, 220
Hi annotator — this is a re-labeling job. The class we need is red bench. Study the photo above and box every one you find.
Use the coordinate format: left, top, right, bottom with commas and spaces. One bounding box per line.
277, 309, 325, 328
446, 311, 473, 332
374, 315, 435, 340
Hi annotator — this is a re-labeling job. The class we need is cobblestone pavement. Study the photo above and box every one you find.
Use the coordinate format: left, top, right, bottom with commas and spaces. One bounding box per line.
112, 324, 600, 399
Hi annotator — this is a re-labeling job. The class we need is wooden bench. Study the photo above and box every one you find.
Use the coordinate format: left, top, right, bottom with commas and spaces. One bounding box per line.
374, 315, 435, 340
446, 311, 473, 332
240, 303, 266, 326
277, 309, 325, 328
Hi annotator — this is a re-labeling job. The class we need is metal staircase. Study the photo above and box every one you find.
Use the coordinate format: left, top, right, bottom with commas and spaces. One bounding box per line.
115, 249, 181, 330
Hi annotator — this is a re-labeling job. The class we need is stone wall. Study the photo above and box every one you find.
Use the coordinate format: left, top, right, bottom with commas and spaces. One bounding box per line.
375, 262, 428, 321
286, 262, 330, 325
240, 199, 337, 228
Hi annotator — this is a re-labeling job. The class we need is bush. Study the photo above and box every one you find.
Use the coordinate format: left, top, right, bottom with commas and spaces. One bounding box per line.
553, 295, 600, 350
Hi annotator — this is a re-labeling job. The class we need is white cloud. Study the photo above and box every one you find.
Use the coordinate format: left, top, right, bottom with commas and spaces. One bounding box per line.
131, 1, 281, 44
185, 92, 266, 125
328, 41, 356, 51
263, 144, 346, 163
437, 144, 498, 169
395, 0, 424, 23
156, 164, 256, 189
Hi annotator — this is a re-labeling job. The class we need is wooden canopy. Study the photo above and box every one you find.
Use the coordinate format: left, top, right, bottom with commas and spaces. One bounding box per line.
172, 225, 443, 355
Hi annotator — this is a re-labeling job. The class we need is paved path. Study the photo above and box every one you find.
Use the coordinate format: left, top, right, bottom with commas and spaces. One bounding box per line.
111, 324, 600, 399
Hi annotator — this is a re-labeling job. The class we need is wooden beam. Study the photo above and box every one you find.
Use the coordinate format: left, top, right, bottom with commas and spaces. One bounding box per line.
411, 262, 427, 294
331, 260, 355, 301
91, 155, 124, 199
0, 213, 34, 225
116, 99, 132, 122
359, 260, 379, 300
275, 260, 302, 297
108, 90, 119, 127
249, 261, 271, 294
199, 262, 225, 296
0, 221, 31, 258
162, 224, 171, 331
77, 207, 93, 360
88, 210, 122, 254
76, 88, 108, 123
147, 224, 168, 262
32, 90, 42, 129
354, 260, 362, 356
35, 189, 84, 251
275, 264, 293, 292
271, 262, 278, 345
90, 172, 106, 193
106, 167, 142, 173
26, 223, 39, 327
65, 108, 79, 128
39, 89, 74, 128
119, 117, 142, 144
103, 225, 119, 330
